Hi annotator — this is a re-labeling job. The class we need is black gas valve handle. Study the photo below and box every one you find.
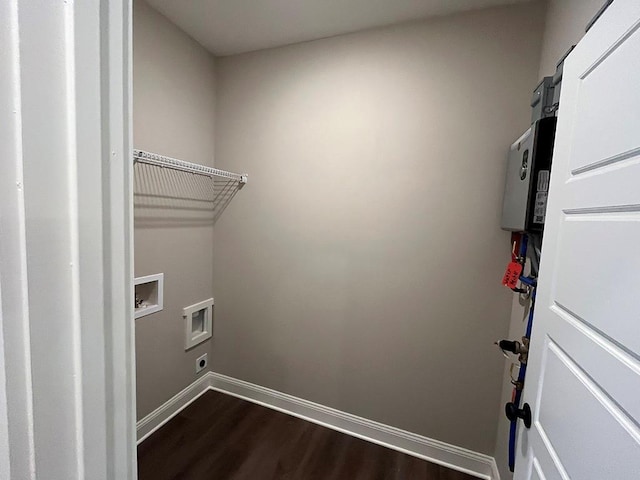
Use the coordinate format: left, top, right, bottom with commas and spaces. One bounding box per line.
499, 340, 519, 354
505, 402, 532, 429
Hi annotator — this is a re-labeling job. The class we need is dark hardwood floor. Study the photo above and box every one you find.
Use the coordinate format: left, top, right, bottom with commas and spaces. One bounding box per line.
138, 391, 477, 480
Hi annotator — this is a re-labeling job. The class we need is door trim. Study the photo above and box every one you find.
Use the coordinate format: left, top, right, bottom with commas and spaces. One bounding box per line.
0, 1, 135, 478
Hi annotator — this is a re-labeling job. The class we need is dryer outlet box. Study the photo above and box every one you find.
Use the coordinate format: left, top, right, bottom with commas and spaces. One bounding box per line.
195, 353, 208, 374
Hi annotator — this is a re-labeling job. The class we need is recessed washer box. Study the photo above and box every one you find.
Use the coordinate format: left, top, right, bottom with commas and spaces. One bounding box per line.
134, 273, 164, 319
183, 298, 214, 350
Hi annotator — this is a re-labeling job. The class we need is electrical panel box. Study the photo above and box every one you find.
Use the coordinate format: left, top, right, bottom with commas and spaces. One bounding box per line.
530, 77, 555, 124
551, 46, 574, 107
501, 117, 557, 233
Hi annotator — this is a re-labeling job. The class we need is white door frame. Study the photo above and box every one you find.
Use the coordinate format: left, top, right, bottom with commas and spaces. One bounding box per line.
0, 1, 136, 478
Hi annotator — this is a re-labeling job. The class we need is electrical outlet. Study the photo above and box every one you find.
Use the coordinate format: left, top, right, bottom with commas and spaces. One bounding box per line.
195, 353, 208, 374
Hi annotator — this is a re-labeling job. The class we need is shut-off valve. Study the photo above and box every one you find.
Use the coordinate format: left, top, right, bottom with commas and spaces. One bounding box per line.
497, 337, 530, 364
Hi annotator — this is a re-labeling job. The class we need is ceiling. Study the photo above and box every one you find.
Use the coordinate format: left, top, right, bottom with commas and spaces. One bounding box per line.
146, 0, 533, 56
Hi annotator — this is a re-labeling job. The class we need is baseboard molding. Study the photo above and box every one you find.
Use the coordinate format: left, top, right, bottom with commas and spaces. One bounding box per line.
137, 371, 499, 479
136, 373, 212, 444
491, 458, 502, 480
209, 372, 498, 480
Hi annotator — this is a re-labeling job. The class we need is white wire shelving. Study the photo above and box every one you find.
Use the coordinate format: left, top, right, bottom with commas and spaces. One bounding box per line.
133, 149, 248, 184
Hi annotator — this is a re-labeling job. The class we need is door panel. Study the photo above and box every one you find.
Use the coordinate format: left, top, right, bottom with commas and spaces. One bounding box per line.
528, 431, 566, 480
530, 459, 547, 480
536, 342, 640, 479
564, 159, 640, 212
570, 21, 640, 174
515, 2, 640, 478
554, 217, 640, 354
548, 303, 640, 423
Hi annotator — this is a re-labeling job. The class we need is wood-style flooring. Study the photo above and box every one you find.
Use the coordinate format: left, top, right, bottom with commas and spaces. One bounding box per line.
138, 391, 477, 480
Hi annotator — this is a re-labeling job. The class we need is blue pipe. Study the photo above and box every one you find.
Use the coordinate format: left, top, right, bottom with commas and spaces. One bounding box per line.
519, 276, 537, 288
508, 289, 536, 471
519, 235, 528, 260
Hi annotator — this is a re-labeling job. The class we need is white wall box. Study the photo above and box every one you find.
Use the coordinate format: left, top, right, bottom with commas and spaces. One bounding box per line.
134, 273, 164, 319
183, 298, 214, 350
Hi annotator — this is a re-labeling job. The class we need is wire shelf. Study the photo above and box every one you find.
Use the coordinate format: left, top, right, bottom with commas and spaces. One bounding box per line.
133, 149, 246, 227
133, 149, 247, 184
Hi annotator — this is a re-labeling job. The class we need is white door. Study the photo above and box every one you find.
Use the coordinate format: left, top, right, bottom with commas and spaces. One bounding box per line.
514, 1, 640, 479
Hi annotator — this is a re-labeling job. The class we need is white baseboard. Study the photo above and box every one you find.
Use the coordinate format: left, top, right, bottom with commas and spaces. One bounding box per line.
209, 372, 498, 480
136, 373, 212, 444
137, 371, 500, 480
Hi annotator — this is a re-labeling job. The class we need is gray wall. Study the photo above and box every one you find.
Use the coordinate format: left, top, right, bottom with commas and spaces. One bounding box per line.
212, 2, 545, 455
133, 0, 217, 418
538, 0, 606, 77
493, 0, 605, 477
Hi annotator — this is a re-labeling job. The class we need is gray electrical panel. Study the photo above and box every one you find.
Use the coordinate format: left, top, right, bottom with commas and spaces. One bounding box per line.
551, 46, 574, 107
530, 77, 555, 124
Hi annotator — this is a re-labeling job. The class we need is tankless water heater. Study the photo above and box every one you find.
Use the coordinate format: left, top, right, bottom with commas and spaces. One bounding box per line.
500, 117, 556, 233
